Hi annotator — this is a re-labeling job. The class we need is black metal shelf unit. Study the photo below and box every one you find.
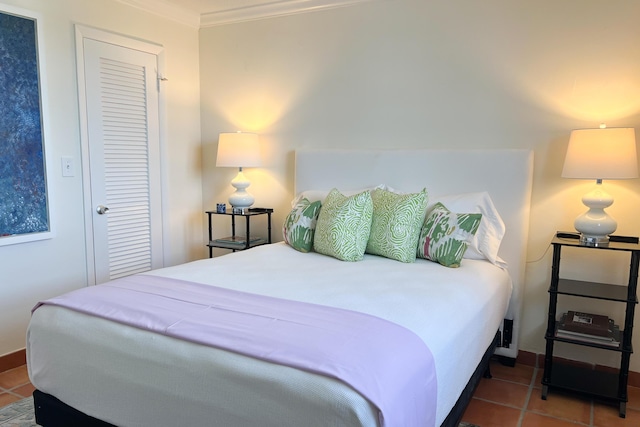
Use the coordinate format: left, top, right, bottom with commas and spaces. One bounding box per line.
542, 234, 640, 418
206, 208, 273, 258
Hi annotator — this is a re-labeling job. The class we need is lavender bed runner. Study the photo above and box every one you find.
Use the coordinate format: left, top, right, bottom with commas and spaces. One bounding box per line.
34, 274, 437, 427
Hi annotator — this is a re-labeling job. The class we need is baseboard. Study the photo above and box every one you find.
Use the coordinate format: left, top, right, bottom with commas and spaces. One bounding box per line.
517, 349, 640, 388
0, 349, 26, 373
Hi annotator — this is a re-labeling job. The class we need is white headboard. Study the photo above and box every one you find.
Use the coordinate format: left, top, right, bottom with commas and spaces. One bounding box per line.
294, 149, 534, 359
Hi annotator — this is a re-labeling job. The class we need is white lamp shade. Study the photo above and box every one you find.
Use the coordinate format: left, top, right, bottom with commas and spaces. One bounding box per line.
562, 126, 638, 244
216, 132, 262, 168
562, 128, 638, 180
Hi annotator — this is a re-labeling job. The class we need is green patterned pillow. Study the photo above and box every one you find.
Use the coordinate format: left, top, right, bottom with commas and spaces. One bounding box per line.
366, 188, 428, 263
417, 202, 482, 268
313, 189, 373, 262
283, 197, 322, 252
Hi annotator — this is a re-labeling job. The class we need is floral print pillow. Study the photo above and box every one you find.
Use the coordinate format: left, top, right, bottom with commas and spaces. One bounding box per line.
417, 202, 482, 268
283, 197, 322, 253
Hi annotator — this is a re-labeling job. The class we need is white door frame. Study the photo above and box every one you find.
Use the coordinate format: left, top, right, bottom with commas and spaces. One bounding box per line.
75, 25, 168, 286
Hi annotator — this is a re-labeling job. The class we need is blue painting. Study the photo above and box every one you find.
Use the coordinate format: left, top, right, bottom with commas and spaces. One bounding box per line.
0, 10, 49, 240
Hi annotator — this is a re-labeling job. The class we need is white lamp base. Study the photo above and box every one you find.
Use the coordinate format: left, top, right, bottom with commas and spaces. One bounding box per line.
574, 181, 617, 246
228, 168, 255, 208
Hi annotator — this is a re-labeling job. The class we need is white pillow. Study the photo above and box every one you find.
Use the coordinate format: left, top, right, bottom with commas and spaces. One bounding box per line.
428, 192, 506, 267
290, 184, 389, 208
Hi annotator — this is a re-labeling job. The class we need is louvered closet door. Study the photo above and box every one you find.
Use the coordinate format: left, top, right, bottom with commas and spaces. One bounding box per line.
84, 38, 163, 284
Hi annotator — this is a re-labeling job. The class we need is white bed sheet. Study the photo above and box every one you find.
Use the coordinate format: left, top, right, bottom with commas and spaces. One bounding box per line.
28, 243, 511, 427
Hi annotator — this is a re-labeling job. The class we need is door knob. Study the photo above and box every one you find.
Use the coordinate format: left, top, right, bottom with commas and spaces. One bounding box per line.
96, 205, 110, 215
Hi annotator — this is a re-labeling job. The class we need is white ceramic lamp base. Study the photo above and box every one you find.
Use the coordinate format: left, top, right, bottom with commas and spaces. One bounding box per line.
228, 169, 255, 208
574, 182, 616, 245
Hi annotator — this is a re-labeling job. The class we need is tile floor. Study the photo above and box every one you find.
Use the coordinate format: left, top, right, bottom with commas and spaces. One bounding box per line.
461, 359, 640, 427
1, 360, 639, 426
0, 365, 34, 408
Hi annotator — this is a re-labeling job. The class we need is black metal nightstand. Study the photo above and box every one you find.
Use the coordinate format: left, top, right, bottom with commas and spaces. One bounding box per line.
206, 208, 273, 258
542, 232, 640, 417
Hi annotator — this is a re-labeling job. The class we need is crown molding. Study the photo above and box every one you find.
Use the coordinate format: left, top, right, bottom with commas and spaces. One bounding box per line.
116, 0, 377, 29
200, 0, 376, 27
114, 0, 201, 28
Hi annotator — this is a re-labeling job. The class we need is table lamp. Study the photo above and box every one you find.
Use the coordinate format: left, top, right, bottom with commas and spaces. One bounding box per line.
562, 125, 638, 245
216, 132, 262, 208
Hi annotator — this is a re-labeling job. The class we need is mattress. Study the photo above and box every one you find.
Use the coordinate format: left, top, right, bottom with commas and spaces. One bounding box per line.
27, 242, 512, 427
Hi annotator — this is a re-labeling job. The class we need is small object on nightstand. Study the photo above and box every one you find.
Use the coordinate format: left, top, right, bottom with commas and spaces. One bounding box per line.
609, 235, 640, 244
555, 312, 620, 347
216, 203, 226, 214
555, 231, 580, 240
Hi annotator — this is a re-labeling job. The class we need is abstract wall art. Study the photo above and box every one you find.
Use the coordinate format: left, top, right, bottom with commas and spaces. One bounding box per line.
0, 6, 52, 246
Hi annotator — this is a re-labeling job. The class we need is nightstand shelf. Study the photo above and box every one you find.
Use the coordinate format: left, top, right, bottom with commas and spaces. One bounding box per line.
547, 362, 619, 400
556, 279, 635, 303
541, 234, 640, 418
206, 208, 273, 257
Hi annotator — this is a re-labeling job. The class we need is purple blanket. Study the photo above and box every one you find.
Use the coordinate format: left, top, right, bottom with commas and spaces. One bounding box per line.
34, 274, 437, 427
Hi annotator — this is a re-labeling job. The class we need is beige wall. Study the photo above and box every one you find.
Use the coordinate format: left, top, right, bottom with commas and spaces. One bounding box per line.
200, 0, 640, 370
0, 0, 202, 356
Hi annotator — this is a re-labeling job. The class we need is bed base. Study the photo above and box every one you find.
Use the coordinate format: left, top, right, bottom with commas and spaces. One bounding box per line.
440, 330, 499, 427
33, 331, 500, 427
33, 389, 113, 427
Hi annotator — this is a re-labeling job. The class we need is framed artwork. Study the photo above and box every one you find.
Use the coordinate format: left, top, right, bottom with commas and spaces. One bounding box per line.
0, 4, 53, 246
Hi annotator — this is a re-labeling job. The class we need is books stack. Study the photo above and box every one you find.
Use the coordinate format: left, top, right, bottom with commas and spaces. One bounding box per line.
214, 236, 262, 245
556, 311, 621, 347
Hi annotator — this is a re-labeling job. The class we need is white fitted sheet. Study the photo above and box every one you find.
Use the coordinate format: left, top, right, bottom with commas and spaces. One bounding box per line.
28, 243, 511, 427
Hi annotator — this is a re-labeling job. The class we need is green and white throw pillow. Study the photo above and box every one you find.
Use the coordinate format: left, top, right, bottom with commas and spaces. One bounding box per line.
366, 188, 428, 263
313, 188, 373, 262
417, 202, 482, 268
283, 197, 322, 253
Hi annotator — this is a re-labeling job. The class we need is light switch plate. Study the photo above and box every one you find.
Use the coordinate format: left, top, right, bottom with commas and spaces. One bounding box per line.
61, 156, 75, 177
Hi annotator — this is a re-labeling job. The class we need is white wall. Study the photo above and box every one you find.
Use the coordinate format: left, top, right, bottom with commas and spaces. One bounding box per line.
200, 0, 640, 370
0, 0, 202, 357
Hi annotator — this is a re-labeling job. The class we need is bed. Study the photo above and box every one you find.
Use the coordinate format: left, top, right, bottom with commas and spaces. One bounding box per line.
27, 149, 534, 427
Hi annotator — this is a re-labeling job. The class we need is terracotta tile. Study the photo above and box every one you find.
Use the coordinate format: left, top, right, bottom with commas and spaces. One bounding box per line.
473, 377, 530, 408
0, 392, 20, 406
527, 390, 591, 424
628, 386, 640, 411
536, 353, 545, 369
522, 411, 589, 427
489, 361, 535, 385
0, 365, 29, 389
461, 398, 521, 427
533, 368, 544, 389
12, 382, 35, 398
594, 402, 640, 426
